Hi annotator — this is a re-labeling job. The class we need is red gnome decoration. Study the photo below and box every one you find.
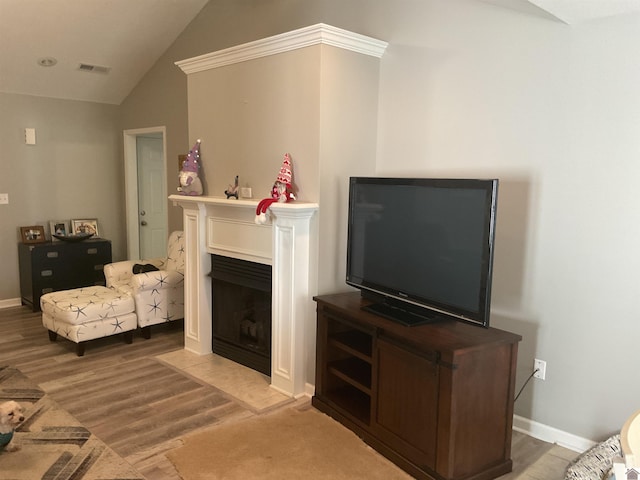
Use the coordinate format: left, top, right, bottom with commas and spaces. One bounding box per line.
255, 153, 296, 224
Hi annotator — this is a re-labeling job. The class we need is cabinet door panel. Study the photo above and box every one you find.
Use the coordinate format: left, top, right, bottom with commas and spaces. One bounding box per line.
374, 337, 438, 470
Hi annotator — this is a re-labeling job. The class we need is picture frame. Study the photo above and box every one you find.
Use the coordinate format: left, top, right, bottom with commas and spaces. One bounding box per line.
20, 225, 46, 244
71, 219, 99, 237
49, 220, 70, 240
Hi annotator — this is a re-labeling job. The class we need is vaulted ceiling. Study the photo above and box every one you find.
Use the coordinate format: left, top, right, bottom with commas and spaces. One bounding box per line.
1, 0, 639, 105
480, 0, 640, 24
0, 0, 208, 105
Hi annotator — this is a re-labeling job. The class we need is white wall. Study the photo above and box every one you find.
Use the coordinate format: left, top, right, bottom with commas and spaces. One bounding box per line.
369, 0, 640, 442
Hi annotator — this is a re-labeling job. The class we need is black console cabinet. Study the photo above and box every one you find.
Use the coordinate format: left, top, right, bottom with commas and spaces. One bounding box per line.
18, 239, 112, 311
313, 292, 522, 480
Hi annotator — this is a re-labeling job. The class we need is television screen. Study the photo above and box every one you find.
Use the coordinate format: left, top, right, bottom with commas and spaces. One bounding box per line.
346, 177, 498, 327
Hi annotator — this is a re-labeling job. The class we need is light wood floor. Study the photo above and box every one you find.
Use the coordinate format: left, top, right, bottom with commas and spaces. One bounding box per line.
0, 305, 577, 479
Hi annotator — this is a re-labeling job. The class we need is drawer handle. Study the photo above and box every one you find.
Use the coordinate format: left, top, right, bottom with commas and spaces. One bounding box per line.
87, 248, 98, 255
40, 270, 53, 277
94, 264, 104, 271
42, 288, 53, 294
47, 252, 59, 258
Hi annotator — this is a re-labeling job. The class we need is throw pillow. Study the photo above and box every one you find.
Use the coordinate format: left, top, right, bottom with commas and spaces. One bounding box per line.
565, 434, 621, 480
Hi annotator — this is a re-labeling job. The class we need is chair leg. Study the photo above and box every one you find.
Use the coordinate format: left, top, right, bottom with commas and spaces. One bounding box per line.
124, 331, 134, 344
48, 330, 57, 342
141, 326, 151, 339
76, 343, 85, 357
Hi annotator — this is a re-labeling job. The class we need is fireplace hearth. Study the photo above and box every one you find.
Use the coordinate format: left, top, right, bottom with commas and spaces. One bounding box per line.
210, 254, 272, 376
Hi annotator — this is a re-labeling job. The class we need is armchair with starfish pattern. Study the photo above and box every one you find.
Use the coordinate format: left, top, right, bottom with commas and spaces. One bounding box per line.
104, 231, 185, 338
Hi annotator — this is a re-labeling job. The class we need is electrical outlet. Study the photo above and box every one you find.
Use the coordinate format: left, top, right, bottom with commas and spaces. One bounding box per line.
0, 193, 8, 205
534, 358, 546, 380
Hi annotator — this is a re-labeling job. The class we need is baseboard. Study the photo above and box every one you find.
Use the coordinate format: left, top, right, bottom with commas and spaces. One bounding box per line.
0, 298, 22, 309
514, 414, 595, 453
304, 382, 315, 398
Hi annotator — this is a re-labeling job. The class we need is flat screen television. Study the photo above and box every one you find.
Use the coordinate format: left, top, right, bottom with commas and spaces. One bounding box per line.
346, 177, 498, 328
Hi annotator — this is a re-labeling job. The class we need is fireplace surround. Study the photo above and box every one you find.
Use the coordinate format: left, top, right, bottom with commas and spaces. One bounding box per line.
169, 195, 318, 397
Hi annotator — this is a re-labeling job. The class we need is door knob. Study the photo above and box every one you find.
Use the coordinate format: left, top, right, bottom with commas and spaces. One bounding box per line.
141, 220, 148, 226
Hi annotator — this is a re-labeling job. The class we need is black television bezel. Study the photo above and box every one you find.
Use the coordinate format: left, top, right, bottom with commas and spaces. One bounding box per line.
345, 176, 498, 328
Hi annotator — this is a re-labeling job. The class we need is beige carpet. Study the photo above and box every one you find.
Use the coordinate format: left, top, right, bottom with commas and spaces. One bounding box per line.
0, 365, 142, 480
167, 406, 413, 480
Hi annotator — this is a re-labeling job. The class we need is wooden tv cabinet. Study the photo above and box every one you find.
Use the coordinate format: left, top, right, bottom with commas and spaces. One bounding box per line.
312, 292, 522, 480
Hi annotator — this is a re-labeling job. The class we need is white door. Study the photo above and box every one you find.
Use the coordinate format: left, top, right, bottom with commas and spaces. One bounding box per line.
136, 136, 167, 259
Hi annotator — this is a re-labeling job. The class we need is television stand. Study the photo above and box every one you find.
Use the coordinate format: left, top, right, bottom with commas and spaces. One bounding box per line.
312, 292, 522, 480
363, 301, 438, 327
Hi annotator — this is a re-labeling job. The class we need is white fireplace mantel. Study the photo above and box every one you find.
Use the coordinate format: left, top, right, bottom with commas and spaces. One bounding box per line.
169, 194, 319, 397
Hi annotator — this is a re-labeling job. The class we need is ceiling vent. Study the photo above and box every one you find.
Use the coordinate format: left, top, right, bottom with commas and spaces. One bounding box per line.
78, 63, 111, 74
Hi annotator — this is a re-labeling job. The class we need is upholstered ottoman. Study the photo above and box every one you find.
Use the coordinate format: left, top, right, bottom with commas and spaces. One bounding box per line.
41, 286, 137, 356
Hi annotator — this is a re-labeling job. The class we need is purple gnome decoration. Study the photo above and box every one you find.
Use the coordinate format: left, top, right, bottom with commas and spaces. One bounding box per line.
178, 139, 203, 196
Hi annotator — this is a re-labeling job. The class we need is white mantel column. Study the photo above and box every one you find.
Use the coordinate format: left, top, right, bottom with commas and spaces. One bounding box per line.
180, 199, 213, 355
269, 203, 318, 397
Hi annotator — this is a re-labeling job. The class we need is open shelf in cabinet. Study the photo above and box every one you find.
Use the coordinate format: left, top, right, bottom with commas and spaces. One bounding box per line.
319, 310, 374, 425
329, 329, 372, 361
328, 357, 371, 394
323, 381, 371, 425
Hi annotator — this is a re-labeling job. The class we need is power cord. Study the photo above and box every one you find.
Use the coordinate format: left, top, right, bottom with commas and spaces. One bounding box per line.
514, 368, 539, 402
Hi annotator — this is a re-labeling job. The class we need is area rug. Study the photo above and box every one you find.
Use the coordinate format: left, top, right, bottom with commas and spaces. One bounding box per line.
166, 406, 413, 480
0, 365, 144, 480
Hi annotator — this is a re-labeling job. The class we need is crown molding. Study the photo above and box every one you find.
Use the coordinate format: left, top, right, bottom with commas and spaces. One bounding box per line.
175, 23, 388, 75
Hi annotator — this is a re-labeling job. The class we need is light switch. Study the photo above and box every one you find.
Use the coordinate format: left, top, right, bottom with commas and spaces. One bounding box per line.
0, 193, 8, 204
25, 128, 36, 145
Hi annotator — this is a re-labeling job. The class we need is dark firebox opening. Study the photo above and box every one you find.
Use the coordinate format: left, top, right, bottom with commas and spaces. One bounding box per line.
210, 255, 272, 376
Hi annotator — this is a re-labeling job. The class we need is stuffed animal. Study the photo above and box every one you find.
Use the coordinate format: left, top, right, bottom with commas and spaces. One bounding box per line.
255, 153, 296, 224
177, 139, 203, 196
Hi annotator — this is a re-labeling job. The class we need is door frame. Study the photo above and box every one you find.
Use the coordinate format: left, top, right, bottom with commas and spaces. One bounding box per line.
123, 126, 168, 260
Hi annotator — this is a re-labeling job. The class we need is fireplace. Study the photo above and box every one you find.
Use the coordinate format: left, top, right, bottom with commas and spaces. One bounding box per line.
169, 195, 318, 397
210, 255, 272, 376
